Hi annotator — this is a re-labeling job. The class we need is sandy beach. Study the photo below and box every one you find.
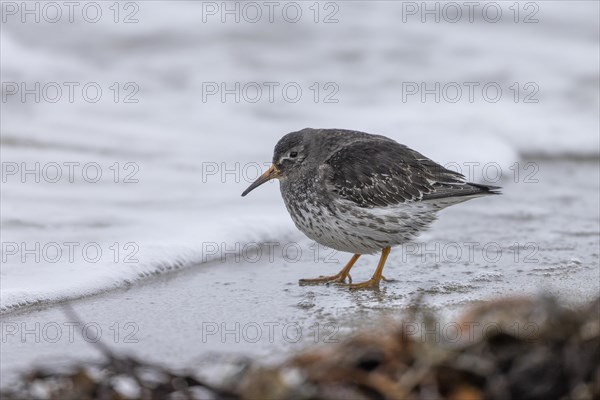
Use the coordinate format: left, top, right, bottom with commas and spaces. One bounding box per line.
1, 2, 599, 396
2, 159, 598, 388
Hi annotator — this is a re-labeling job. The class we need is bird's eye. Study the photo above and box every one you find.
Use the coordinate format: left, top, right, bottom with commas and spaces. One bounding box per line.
289, 151, 298, 158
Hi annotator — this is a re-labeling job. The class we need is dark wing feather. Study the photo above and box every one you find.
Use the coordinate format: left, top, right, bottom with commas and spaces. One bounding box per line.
323, 139, 498, 208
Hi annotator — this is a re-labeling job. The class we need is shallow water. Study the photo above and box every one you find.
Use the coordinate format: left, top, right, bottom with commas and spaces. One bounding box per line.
1, 159, 598, 387
1, 1, 599, 312
1, 1, 599, 387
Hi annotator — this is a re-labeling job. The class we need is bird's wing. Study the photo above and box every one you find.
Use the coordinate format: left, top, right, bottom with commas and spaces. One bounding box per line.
322, 139, 492, 208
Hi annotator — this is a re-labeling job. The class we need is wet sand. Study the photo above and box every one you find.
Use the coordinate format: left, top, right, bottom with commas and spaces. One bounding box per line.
1, 159, 599, 387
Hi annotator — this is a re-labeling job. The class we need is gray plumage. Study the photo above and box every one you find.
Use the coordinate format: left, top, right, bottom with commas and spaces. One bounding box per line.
269, 128, 499, 254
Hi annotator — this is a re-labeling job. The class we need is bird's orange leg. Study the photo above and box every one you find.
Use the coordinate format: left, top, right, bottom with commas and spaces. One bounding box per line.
299, 254, 361, 285
346, 247, 391, 289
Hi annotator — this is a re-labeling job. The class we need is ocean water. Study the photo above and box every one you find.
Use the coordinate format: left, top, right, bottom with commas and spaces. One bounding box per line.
1, 1, 599, 313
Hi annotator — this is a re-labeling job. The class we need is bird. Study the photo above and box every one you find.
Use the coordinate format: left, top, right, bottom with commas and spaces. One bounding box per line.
241, 128, 500, 289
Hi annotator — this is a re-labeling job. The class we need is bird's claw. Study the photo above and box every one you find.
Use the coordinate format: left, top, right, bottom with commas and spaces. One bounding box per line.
299, 273, 350, 285
340, 277, 382, 290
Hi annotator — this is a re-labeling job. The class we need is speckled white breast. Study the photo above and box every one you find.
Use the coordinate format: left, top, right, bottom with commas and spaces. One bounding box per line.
282, 196, 443, 254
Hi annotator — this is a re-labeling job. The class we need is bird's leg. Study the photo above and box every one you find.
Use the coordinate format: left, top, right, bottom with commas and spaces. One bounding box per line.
346, 247, 391, 289
299, 254, 361, 285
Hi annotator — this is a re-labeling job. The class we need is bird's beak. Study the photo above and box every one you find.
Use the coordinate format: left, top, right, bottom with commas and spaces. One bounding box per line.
241, 164, 281, 197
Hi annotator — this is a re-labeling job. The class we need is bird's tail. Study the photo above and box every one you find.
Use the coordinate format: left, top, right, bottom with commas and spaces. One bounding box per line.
467, 183, 502, 195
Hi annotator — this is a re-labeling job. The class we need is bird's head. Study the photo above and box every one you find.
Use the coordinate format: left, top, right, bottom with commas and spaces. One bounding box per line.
241, 129, 310, 197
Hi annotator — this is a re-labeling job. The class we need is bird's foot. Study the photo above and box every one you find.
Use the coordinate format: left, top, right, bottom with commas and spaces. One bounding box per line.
299, 273, 352, 285
343, 276, 383, 290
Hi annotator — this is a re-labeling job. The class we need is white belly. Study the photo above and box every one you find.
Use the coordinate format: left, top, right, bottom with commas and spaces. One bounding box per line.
285, 199, 441, 255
